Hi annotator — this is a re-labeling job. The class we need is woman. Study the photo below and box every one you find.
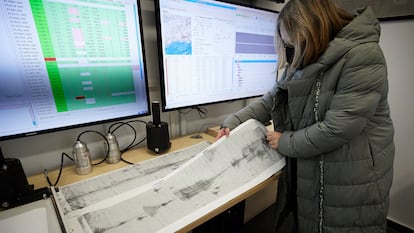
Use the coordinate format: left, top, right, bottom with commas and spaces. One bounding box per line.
216, 0, 395, 232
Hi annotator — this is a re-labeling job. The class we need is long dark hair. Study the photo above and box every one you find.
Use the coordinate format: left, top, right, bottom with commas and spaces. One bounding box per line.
276, 0, 354, 72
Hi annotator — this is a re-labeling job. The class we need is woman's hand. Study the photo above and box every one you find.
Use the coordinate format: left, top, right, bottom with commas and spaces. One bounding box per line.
266, 131, 282, 149
215, 127, 230, 140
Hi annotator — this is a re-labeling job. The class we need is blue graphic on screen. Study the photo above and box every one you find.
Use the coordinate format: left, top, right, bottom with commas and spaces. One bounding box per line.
166, 41, 192, 55
162, 15, 192, 55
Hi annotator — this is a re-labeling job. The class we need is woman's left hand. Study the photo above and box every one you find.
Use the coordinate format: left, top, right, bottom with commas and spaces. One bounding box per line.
266, 131, 282, 149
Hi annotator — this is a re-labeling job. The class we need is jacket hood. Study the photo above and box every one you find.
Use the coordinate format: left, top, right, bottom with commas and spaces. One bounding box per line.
318, 7, 381, 67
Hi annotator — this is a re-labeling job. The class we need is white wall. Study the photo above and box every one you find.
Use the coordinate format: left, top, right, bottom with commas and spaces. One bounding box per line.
379, 19, 414, 230
0, 0, 412, 230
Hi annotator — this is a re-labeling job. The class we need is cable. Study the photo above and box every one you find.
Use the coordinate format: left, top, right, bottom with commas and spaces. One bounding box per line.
109, 121, 137, 153
179, 106, 209, 119
195, 107, 208, 119
116, 120, 147, 152
77, 130, 109, 166
121, 157, 134, 165
190, 122, 219, 139
124, 136, 146, 152
44, 121, 148, 185
121, 121, 147, 164
44, 152, 73, 187
108, 120, 148, 164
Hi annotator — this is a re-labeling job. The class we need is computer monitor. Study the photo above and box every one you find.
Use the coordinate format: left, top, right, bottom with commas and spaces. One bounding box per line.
155, 0, 279, 111
0, 0, 150, 140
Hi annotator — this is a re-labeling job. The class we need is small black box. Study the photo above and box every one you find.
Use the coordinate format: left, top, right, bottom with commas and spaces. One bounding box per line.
146, 121, 171, 153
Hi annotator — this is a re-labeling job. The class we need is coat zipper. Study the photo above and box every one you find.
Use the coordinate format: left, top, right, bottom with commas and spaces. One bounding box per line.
315, 74, 325, 233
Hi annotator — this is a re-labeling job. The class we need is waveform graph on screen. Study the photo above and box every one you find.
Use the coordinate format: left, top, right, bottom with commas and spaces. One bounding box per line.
33, 0, 138, 112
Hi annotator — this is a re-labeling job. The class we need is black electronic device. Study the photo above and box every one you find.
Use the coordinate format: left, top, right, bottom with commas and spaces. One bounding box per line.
0, 147, 50, 209
146, 101, 171, 153
152, 100, 161, 125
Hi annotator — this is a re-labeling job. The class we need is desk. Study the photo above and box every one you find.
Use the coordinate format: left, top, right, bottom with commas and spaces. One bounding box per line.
27, 133, 215, 189
27, 132, 280, 232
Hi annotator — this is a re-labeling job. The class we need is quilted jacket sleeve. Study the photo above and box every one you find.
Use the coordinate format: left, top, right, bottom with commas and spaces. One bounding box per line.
278, 42, 388, 158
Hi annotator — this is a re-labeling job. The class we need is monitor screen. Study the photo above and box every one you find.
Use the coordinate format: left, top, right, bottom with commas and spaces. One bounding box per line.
0, 0, 150, 140
155, 0, 279, 111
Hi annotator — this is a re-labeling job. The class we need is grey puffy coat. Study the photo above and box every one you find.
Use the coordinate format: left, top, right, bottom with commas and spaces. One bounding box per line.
221, 7, 394, 233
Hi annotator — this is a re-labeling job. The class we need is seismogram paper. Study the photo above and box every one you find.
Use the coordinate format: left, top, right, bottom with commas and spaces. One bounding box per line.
53, 119, 285, 233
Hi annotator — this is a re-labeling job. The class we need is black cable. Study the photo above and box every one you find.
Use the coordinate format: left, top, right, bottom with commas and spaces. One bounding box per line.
121, 157, 134, 165
121, 120, 147, 151
108, 120, 148, 164
110, 119, 147, 131
108, 122, 123, 133
43, 122, 147, 186
64, 152, 74, 161
190, 122, 219, 139
125, 119, 147, 125
124, 136, 146, 152
119, 135, 146, 165
179, 107, 208, 119
109, 121, 137, 153
77, 130, 109, 166
195, 107, 208, 119
44, 152, 73, 187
